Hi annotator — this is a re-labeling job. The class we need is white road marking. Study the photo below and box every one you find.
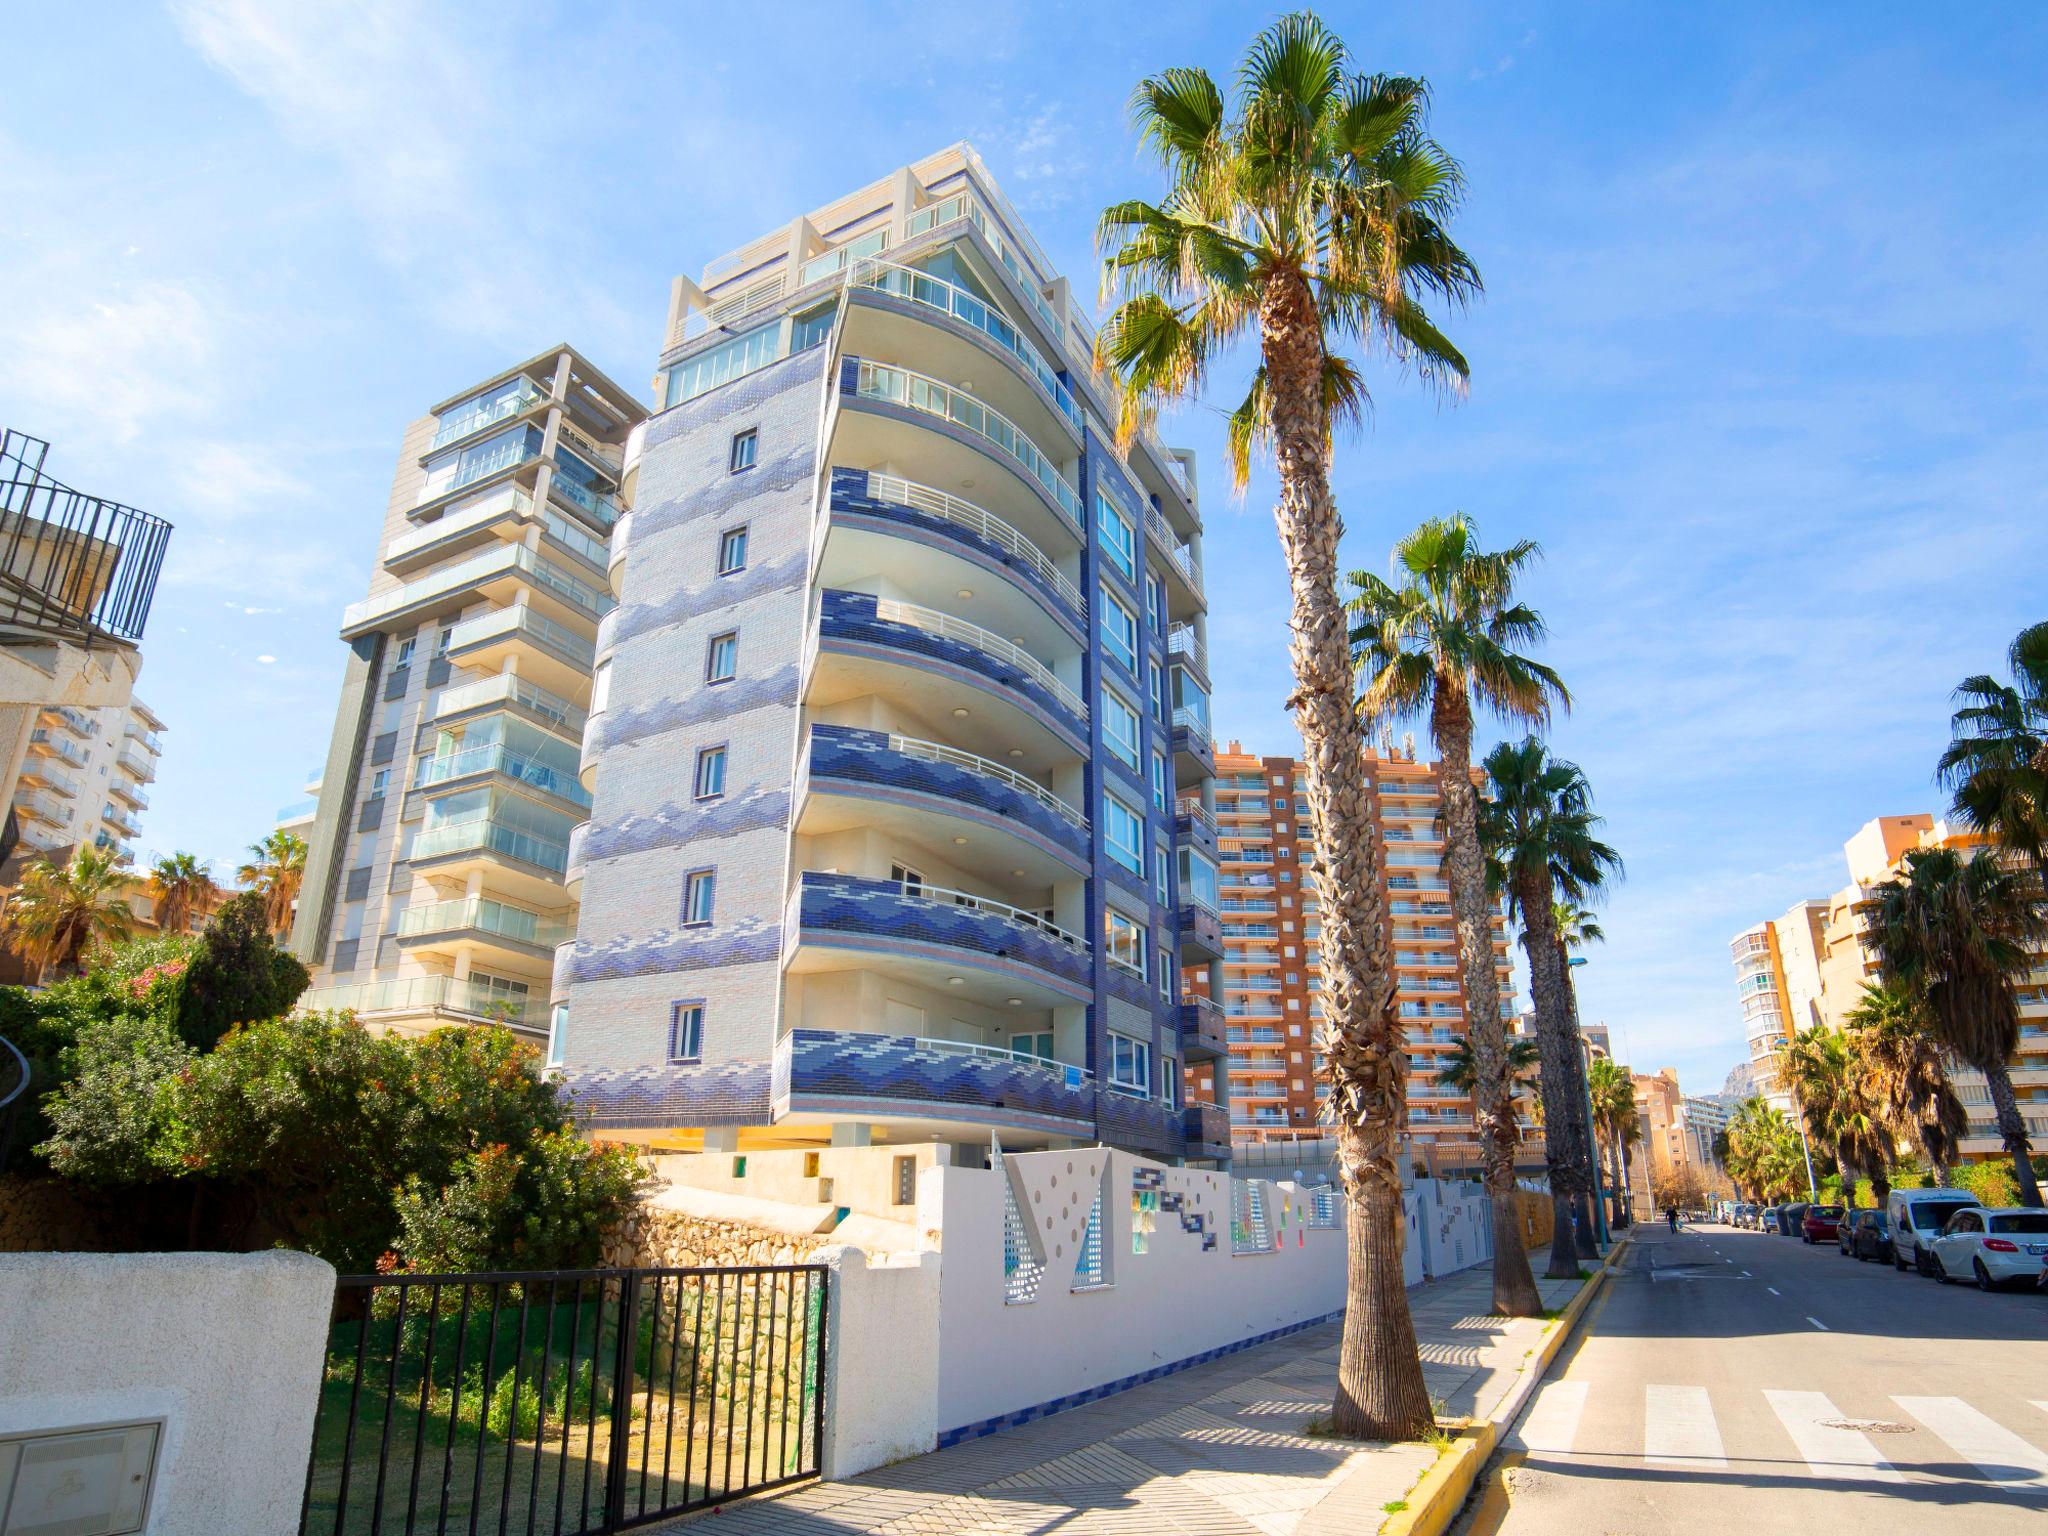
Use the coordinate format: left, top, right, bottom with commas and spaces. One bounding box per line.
1894, 1397, 2048, 1492
1763, 1390, 1904, 1482
1511, 1380, 1589, 1455
1644, 1385, 1727, 1469
1807, 1316, 1829, 1330
1766, 1286, 1780, 1296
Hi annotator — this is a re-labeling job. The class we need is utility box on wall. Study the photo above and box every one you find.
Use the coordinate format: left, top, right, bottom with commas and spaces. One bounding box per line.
0, 1421, 160, 1536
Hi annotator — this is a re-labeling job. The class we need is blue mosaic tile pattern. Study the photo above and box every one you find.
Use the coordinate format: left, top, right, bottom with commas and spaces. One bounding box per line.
779, 1028, 1095, 1130
1094, 1088, 1182, 1159
1173, 803, 1219, 859
817, 589, 1086, 751
1178, 903, 1224, 956
1181, 1101, 1231, 1153
827, 468, 1083, 635
934, 1307, 1344, 1447
806, 724, 1088, 870
1172, 720, 1216, 776
794, 871, 1092, 997
1134, 1165, 1219, 1249
1178, 998, 1227, 1056
559, 1057, 773, 1129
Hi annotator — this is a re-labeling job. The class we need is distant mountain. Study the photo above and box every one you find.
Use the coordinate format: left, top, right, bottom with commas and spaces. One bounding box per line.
1720, 1060, 1760, 1101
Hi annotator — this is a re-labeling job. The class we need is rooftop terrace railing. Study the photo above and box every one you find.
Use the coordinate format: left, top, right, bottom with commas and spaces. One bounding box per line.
0, 429, 171, 647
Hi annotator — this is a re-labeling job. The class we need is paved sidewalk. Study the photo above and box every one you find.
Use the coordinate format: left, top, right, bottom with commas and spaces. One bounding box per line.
668, 1262, 1590, 1535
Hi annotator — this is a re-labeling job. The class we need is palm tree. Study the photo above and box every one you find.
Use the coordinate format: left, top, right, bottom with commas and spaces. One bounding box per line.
146, 852, 222, 933
1551, 900, 1610, 1251
1433, 1034, 1540, 1095
1586, 1055, 1638, 1227
1779, 1024, 1891, 1211
1096, 13, 1479, 1439
236, 830, 307, 938
1478, 738, 1621, 1276
1866, 846, 2044, 1206
1845, 980, 1967, 1188
1349, 514, 1564, 1316
0, 845, 137, 979
1938, 621, 2048, 887
1725, 1098, 1806, 1203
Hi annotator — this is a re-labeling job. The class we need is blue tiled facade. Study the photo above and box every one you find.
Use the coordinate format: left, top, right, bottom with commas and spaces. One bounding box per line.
776, 1028, 1096, 1133
793, 872, 1092, 999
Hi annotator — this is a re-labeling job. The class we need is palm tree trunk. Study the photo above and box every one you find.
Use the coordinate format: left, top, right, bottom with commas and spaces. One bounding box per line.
1557, 952, 1601, 1257
1433, 685, 1542, 1317
1984, 1061, 2044, 1207
1260, 271, 1430, 1439
1520, 877, 1583, 1276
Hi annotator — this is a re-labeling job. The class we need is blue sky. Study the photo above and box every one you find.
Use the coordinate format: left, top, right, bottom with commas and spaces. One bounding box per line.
5, 3, 2046, 1096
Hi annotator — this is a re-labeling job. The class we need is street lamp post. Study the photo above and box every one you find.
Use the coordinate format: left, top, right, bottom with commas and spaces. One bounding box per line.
1566, 956, 1612, 1246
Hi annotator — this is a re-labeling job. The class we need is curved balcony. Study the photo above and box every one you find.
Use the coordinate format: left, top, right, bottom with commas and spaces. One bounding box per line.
811, 589, 1087, 756
415, 743, 591, 813
607, 508, 633, 597
843, 258, 1082, 449
773, 1028, 1097, 1138
802, 724, 1088, 881
824, 468, 1082, 639
564, 821, 589, 902
785, 871, 1092, 1009
840, 359, 1080, 532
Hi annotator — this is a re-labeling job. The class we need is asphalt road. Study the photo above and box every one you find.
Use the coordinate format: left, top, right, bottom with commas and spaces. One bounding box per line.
1459, 1219, 2048, 1535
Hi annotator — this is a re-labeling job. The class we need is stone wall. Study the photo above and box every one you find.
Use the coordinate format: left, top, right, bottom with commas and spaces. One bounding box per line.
601, 1202, 834, 1271
0, 1174, 135, 1252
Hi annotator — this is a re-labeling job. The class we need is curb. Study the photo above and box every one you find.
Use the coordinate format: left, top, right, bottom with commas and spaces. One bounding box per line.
1380, 1237, 1632, 1536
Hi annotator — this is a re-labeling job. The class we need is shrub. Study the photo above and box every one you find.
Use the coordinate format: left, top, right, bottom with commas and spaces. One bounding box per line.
36, 1011, 193, 1184
174, 893, 309, 1051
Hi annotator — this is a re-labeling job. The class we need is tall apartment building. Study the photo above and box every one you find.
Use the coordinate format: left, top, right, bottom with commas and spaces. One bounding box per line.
1727, 918, 1799, 1112
1732, 812, 2048, 1162
1683, 1092, 1730, 1168
553, 145, 1226, 1163
291, 348, 647, 1045
11, 693, 163, 863
1204, 742, 1517, 1159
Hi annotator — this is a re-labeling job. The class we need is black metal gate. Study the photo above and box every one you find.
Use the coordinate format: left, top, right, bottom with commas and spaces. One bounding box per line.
299, 1264, 828, 1535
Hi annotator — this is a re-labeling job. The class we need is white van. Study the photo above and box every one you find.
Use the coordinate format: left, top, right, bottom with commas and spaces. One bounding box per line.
1886, 1188, 1983, 1275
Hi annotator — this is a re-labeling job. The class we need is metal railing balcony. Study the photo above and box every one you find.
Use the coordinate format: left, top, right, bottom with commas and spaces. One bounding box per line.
902, 193, 1064, 339
886, 731, 1085, 828
1175, 796, 1217, 834
852, 361, 1080, 525
344, 542, 611, 634
417, 743, 591, 808
423, 432, 539, 505
433, 672, 587, 736
27, 729, 89, 769
1146, 505, 1203, 593
0, 429, 172, 646
871, 597, 1087, 719
862, 472, 1082, 608
1166, 624, 1206, 674
411, 815, 570, 873
297, 974, 534, 1024
798, 227, 888, 288
398, 895, 572, 950
878, 875, 1086, 955
547, 472, 621, 531
16, 789, 73, 826
1171, 706, 1212, 749
107, 777, 148, 810
113, 746, 155, 781
445, 605, 596, 670
43, 704, 94, 738
848, 258, 1082, 432
428, 382, 548, 450
911, 1035, 1092, 1086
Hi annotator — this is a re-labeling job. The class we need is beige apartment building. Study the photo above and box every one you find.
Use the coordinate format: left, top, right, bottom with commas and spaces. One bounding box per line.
1202, 741, 1517, 1163
1730, 812, 2048, 1164
290, 347, 646, 1046
10, 693, 164, 864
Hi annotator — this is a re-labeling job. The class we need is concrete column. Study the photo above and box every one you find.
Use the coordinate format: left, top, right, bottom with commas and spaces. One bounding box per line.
815, 1245, 940, 1480
830, 1123, 874, 1149
702, 1127, 740, 1154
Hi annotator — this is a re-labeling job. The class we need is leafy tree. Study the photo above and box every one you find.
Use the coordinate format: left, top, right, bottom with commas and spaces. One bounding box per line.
1866, 845, 2045, 1207
1094, 11, 1480, 1439
1780, 1024, 1892, 1209
1349, 513, 1563, 1317
0, 845, 136, 979
1478, 738, 1620, 1275
236, 829, 307, 937
37, 1011, 193, 1185
175, 891, 309, 1050
146, 852, 223, 933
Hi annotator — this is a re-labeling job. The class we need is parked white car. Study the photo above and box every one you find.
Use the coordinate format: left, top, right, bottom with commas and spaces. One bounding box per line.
1929, 1207, 2048, 1291
1887, 1189, 1984, 1274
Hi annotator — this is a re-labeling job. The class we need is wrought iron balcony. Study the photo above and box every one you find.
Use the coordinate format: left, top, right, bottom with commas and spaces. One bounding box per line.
1, 429, 172, 646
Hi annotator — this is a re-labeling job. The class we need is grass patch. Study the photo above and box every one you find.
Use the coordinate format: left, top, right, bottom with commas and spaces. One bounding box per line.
1422, 1423, 1457, 1456
1383, 1499, 1410, 1514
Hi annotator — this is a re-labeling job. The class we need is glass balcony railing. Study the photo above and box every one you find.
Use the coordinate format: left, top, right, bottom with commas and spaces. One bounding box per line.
298, 974, 534, 1024
398, 896, 573, 950
28, 729, 89, 769
445, 605, 596, 670
429, 382, 548, 450
849, 258, 1082, 431
342, 543, 611, 633
416, 743, 591, 808
852, 361, 1080, 525
547, 472, 620, 531
901, 193, 1063, 338
411, 815, 570, 872
434, 673, 587, 736
385, 484, 531, 564
430, 433, 540, 502
275, 798, 317, 823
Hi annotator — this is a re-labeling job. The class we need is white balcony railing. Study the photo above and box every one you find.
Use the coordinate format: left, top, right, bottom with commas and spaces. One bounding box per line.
386, 483, 532, 564
872, 875, 1087, 956
1166, 624, 1206, 674
445, 605, 597, 670
911, 1035, 1092, 1085
1171, 706, 1212, 749
902, 193, 1063, 339
863, 472, 1082, 609
872, 597, 1087, 720
884, 732, 1086, 829
1175, 796, 1217, 834
852, 361, 1080, 526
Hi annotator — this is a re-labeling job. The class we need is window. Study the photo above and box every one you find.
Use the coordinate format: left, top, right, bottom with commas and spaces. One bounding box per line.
1103, 791, 1143, 874
1110, 1033, 1151, 1096
695, 745, 728, 800
1013, 1030, 1054, 1059
1150, 750, 1168, 812
1101, 686, 1140, 768
1105, 908, 1146, 978
1145, 572, 1163, 635
436, 626, 454, 657
395, 636, 417, 668
1099, 586, 1138, 674
590, 658, 613, 715
1158, 1056, 1179, 1108
1148, 660, 1165, 722
890, 862, 925, 894
682, 869, 716, 926
1095, 492, 1136, 581
547, 1004, 568, 1067
729, 429, 758, 472
669, 1001, 705, 1062
369, 768, 390, 798
706, 631, 738, 683
1178, 848, 1220, 910
1153, 846, 1172, 906
718, 526, 749, 574
1158, 949, 1174, 1001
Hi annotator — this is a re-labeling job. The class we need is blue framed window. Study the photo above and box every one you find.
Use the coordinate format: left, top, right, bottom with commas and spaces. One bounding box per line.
1096, 492, 1136, 581
669, 1001, 705, 1063
1100, 587, 1137, 675
682, 869, 716, 926
695, 745, 728, 800
707, 631, 738, 683
1102, 686, 1140, 768
1103, 791, 1143, 874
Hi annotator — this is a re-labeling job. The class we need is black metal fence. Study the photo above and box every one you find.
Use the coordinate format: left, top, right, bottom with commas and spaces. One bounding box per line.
299, 1265, 828, 1536
0, 428, 172, 645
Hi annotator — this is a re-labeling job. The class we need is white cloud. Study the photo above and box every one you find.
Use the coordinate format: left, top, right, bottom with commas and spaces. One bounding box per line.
177, 441, 310, 525
4, 281, 214, 442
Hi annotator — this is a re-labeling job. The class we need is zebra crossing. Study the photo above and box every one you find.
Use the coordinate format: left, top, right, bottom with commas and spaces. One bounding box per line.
1507, 1382, 2048, 1496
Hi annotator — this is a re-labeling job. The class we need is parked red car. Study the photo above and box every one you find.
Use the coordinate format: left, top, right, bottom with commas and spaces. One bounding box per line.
1802, 1204, 1845, 1244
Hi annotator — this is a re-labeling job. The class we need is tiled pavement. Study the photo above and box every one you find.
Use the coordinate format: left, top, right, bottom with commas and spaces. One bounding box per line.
660, 1264, 1589, 1535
